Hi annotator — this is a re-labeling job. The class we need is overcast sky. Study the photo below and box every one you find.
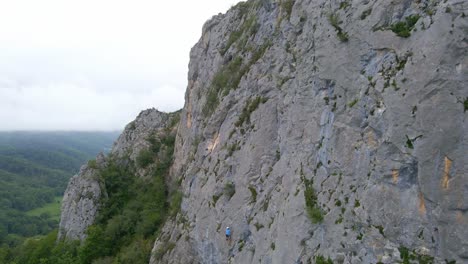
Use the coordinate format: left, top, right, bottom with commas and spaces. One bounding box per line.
0, 0, 242, 131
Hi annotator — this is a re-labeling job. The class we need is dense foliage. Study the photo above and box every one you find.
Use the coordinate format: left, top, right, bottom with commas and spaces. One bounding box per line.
0, 132, 118, 244
79, 162, 169, 264
391, 15, 420, 38
1, 130, 179, 264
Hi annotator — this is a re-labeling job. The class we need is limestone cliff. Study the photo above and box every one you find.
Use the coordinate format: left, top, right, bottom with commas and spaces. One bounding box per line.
151, 0, 467, 263
59, 0, 467, 263
58, 152, 106, 241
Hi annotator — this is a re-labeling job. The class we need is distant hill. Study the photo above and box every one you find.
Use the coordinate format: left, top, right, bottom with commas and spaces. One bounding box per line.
0, 131, 119, 243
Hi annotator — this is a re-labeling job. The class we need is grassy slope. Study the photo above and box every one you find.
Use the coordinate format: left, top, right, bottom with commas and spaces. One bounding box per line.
26, 197, 62, 222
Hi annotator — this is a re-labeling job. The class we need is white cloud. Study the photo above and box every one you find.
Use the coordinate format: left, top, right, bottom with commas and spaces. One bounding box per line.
0, 0, 242, 130
0, 81, 186, 130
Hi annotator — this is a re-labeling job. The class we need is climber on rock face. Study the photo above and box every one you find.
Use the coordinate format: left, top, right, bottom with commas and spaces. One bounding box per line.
225, 227, 231, 241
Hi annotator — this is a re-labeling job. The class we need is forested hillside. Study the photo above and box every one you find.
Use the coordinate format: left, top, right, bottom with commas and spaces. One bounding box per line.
0, 132, 119, 246
0, 111, 180, 264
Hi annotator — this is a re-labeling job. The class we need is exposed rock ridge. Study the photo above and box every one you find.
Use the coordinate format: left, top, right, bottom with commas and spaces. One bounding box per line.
58, 153, 106, 241
58, 108, 175, 241
112, 108, 174, 161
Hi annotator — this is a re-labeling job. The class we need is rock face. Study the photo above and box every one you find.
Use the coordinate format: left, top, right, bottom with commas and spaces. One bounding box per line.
150, 0, 467, 263
58, 153, 106, 241
59, 0, 467, 263
112, 108, 174, 162
58, 108, 174, 241
111, 108, 178, 178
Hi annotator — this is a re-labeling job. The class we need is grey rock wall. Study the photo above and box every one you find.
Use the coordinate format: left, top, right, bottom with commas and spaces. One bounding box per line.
152, 0, 467, 263
112, 109, 172, 161
58, 153, 106, 241
111, 108, 177, 178
57, 0, 467, 262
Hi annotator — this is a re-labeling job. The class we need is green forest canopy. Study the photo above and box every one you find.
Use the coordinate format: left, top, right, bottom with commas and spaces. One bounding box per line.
0, 126, 181, 264
0, 131, 119, 243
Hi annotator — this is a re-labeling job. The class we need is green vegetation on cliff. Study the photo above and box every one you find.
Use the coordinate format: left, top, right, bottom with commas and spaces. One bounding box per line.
391, 15, 420, 38
78, 163, 169, 264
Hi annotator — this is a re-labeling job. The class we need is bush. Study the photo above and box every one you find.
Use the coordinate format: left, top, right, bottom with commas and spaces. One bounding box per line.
169, 191, 183, 217
82, 130, 175, 263
405, 135, 414, 149
147, 137, 162, 154
348, 99, 358, 108
328, 13, 340, 28
315, 255, 333, 264
391, 15, 420, 38
212, 194, 221, 206
250, 42, 270, 63
405, 15, 420, 28
5, 230, 81, 264
281, 0, 295, 19
328, 13, 349, 42
88, 159, 98, 169
303, 178, 323, 223
235, 96, 268, 127
136, 149, 154, 168
96, 161, 135, 222
391, 22, 411, 37
399, 246, 435, 264
224, 183, 236, 200
227, 142, 241, 157
221, 15, 257, 55
206, 37, 271, 117
307, 206, 324, 223
79, 225, 112, 263
354, 199, 361, 208
87, 164, 168, 261
116, 238, 153, 264
19, 231, 56, 264
248, 186, 257, 203
202, 57, 244, 116
337, 31, 349, 42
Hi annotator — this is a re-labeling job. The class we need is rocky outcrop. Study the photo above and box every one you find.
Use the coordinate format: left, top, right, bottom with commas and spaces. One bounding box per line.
58, 108, 175, 241
58, 153, 106, 241
111, 108, 179, 178
151, 0, 467, 263
112, 109, 174, 161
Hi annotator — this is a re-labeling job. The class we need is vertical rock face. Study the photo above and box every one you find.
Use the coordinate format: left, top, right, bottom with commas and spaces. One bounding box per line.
151, 0, 467, 263
58, 153, 106, 241
58, 0, 467, 263
58, 108, 174, 241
